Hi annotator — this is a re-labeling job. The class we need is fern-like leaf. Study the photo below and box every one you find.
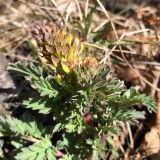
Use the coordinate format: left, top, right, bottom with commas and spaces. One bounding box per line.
15, 137, 56, 160
23, 97, 55, 114
0, 114, 51, 138
7, 62, 44, 81
123, 87, 156, 112
32, 76, 62, 98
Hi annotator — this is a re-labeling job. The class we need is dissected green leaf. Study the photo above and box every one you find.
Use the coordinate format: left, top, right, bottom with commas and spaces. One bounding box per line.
15, 138, 56, 160
0, 114, 51, 138
7, 62, 44, 81
59, 154, 73, 160
23, 97, 53, 114
32, 76, 62, 98
140, 94, 156, 112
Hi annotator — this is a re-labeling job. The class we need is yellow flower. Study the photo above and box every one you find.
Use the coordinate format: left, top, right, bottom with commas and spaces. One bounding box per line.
31, 23, 83, 74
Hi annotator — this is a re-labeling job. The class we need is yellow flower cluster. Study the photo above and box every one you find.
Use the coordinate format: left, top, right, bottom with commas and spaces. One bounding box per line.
31, 23, 83, 74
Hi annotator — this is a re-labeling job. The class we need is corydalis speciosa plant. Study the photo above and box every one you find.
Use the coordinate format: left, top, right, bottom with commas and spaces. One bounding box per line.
0, 23, 156, 160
